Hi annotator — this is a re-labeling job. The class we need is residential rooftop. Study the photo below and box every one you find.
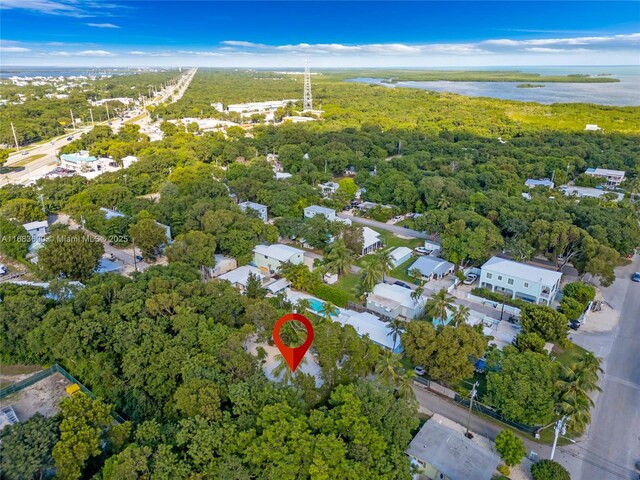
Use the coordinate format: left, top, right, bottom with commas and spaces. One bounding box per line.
482, 256, 562, 286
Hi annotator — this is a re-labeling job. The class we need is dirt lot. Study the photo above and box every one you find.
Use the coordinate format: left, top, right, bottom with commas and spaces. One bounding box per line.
0, 372, 72, 421
0, 364, 43, 388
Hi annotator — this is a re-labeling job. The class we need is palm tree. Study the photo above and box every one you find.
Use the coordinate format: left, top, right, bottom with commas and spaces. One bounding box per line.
325, 239, 353, 276
451, 305, 471, 326
576, 352, 603, 378
555, 382, 594, 432
387, 319, 405, 351
359, 259, 383, 293
409, 267, 423, 284
273, 353, 307, 385
375, 350, 402, 386
396, 369, 417, 400
425, 289, 455, 323
375, 249, 395, 281
319, 301, 337, 323
411, 286, 424, 302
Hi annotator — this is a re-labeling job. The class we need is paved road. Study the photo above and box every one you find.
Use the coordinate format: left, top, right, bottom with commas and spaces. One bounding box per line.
0, 68, 197, 187
564, 255, 640, 480
337, 212, 431, 240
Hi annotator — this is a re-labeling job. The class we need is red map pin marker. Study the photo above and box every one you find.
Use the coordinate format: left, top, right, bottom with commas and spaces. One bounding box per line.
273, 313, 314, 372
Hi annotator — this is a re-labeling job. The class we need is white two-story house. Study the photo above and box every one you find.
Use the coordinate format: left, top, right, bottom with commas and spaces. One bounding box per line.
479, 256, 562, 306
253, 244, 304, 273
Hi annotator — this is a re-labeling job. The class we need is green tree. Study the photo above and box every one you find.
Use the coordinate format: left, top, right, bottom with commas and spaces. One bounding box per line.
520, 304, 568, 344
39, 228, 103, 280
0, 198, 46, 223
401, 321, 437, 367
165, 230, 217, 269
513, 332, 546, 354
375, 249, 394, 281
559, 297, 584, 322
530, 460, 570, 480
375, 350, 402, 386
486, 347, 557, 425
102, 444, 152, 480
324, 238, 353, 275
494, 429, 526, 466
0, 217, 29, 259
450, 304, 470, 326
130, 218, 167, 259
426, 324, 487, 385
386, 318, 405, 351
358, 258, 383, 293
53, 393, 113, 480
562, 281, 596, 304
0, 413, 59, 480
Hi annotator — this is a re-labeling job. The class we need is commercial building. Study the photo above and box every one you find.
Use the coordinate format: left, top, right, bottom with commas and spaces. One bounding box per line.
253, 244, 304, 273
366, 283, 425, 320
584, 167, 625, 186
239, 201, 268, 222
60, 151, 107, 173
226, 99, 298, 114
409, 256, 454, 281
480, 256, 562, 306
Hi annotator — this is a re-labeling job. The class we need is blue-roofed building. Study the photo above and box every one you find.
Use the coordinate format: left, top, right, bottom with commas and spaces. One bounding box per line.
409, 256, 454, 281
60, 151, 106, 172
525, 178, 554, 189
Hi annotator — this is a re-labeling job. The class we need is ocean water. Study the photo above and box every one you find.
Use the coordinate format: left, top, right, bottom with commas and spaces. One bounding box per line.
348, 66, 640, 106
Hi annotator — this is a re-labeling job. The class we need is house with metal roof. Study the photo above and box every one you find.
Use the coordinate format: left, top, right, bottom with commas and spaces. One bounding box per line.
218, 265, 265, 292
253, 244, 304, 273
525, 178, 554, 188
335, 310, 402, 352
409, 256, 454, 281
584, 167, 625, 186
366, 283, 425, 320
406, 415, 500, 480
480, 256, 562, 306
389, 247, 413, 267
361, 227, 383, 255
239, 201, 268, 222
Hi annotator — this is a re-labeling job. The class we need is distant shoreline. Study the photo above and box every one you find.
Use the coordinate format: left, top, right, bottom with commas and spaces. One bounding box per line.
334, 70, 620, 83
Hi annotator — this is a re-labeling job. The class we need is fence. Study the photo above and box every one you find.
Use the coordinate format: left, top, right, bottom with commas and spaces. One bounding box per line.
467, 293, 521, 318
453, 394, 538, 435
0, 364, 125, 424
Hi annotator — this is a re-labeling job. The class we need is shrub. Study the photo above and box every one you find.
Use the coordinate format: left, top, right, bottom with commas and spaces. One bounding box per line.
513, 332, 546, 354
530, 460, 570, 480
470, 287, 530, 310
558, 297, 584, 322
496, 464, 511, 477
310, 284, 349, 307
562, 281, 595, 305
494, 429, 526, 466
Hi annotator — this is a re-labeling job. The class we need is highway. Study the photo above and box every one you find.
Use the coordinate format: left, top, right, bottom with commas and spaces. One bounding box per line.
0, 67, 197, 188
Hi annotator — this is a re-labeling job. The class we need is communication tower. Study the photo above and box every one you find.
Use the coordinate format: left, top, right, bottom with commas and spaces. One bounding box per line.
303, 60, 313, 111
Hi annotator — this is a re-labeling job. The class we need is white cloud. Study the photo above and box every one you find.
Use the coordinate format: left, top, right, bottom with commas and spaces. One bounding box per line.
49, 50, 114, 57
484, 33, 640, 48
0, 46, 31, 53
87, 23, 120, 29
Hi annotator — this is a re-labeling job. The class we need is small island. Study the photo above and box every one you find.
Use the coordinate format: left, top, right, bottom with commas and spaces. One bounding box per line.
517, 83, 546, 89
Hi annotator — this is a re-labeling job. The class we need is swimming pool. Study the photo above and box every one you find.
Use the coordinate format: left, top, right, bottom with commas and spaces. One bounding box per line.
308, 298, 325, 314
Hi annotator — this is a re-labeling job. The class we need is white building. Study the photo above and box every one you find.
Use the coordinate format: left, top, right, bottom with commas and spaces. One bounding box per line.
525, 178, 554, 188
208, 255, 238, 278
22, 220, 49, 244
585, 124, 602, 131
480, 256, 562, 306
560, 186, 624, 202
335, 310, 402, 353
227, 99, 298, 114
409, 256, 454, 281
121, 155, 139, 168
60, 151, 108, 173
318, 182, 340, 197
389, 247, 413, 267
253, 244, 304, 273
304, 205, 338, 221
239, 201, 268, 223
361, 227, 383, 256
366, 283, 425, 320
218, 265, 265, 292
584, 168, 625, 187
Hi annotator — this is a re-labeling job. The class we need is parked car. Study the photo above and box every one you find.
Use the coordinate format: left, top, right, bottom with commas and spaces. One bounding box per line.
66, 136, 73, 141
414, 247, 430, 255
632, 272, 640, 282
103, 253, 116, 261
393, 281, 411, 289
463, 274, 478, 285
569, 320, 581, 331
21, 151, 28, 155
135, 255, 144, 262
414, 366, 426, 376
0, 264, 7, 276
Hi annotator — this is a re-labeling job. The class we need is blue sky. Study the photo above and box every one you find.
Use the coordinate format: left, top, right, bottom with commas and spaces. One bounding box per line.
1, 1, 639, 67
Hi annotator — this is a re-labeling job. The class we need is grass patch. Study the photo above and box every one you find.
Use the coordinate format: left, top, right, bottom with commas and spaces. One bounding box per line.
11, 153, 47, 167
552, 341, 588, 369
390, 256, 419, 283
375, 229, 424, 249
333, 273, 361, 303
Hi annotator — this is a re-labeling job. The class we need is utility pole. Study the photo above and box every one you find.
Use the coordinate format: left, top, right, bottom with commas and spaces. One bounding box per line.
105, 104, 110, 121
550, 416, 567, 461
10, 122, 20, 151
70, 109, 76, 129
132, 242, 138, 272
89, 108, 94, 126
465, 381, 479, 438
37, 194, 46, 215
